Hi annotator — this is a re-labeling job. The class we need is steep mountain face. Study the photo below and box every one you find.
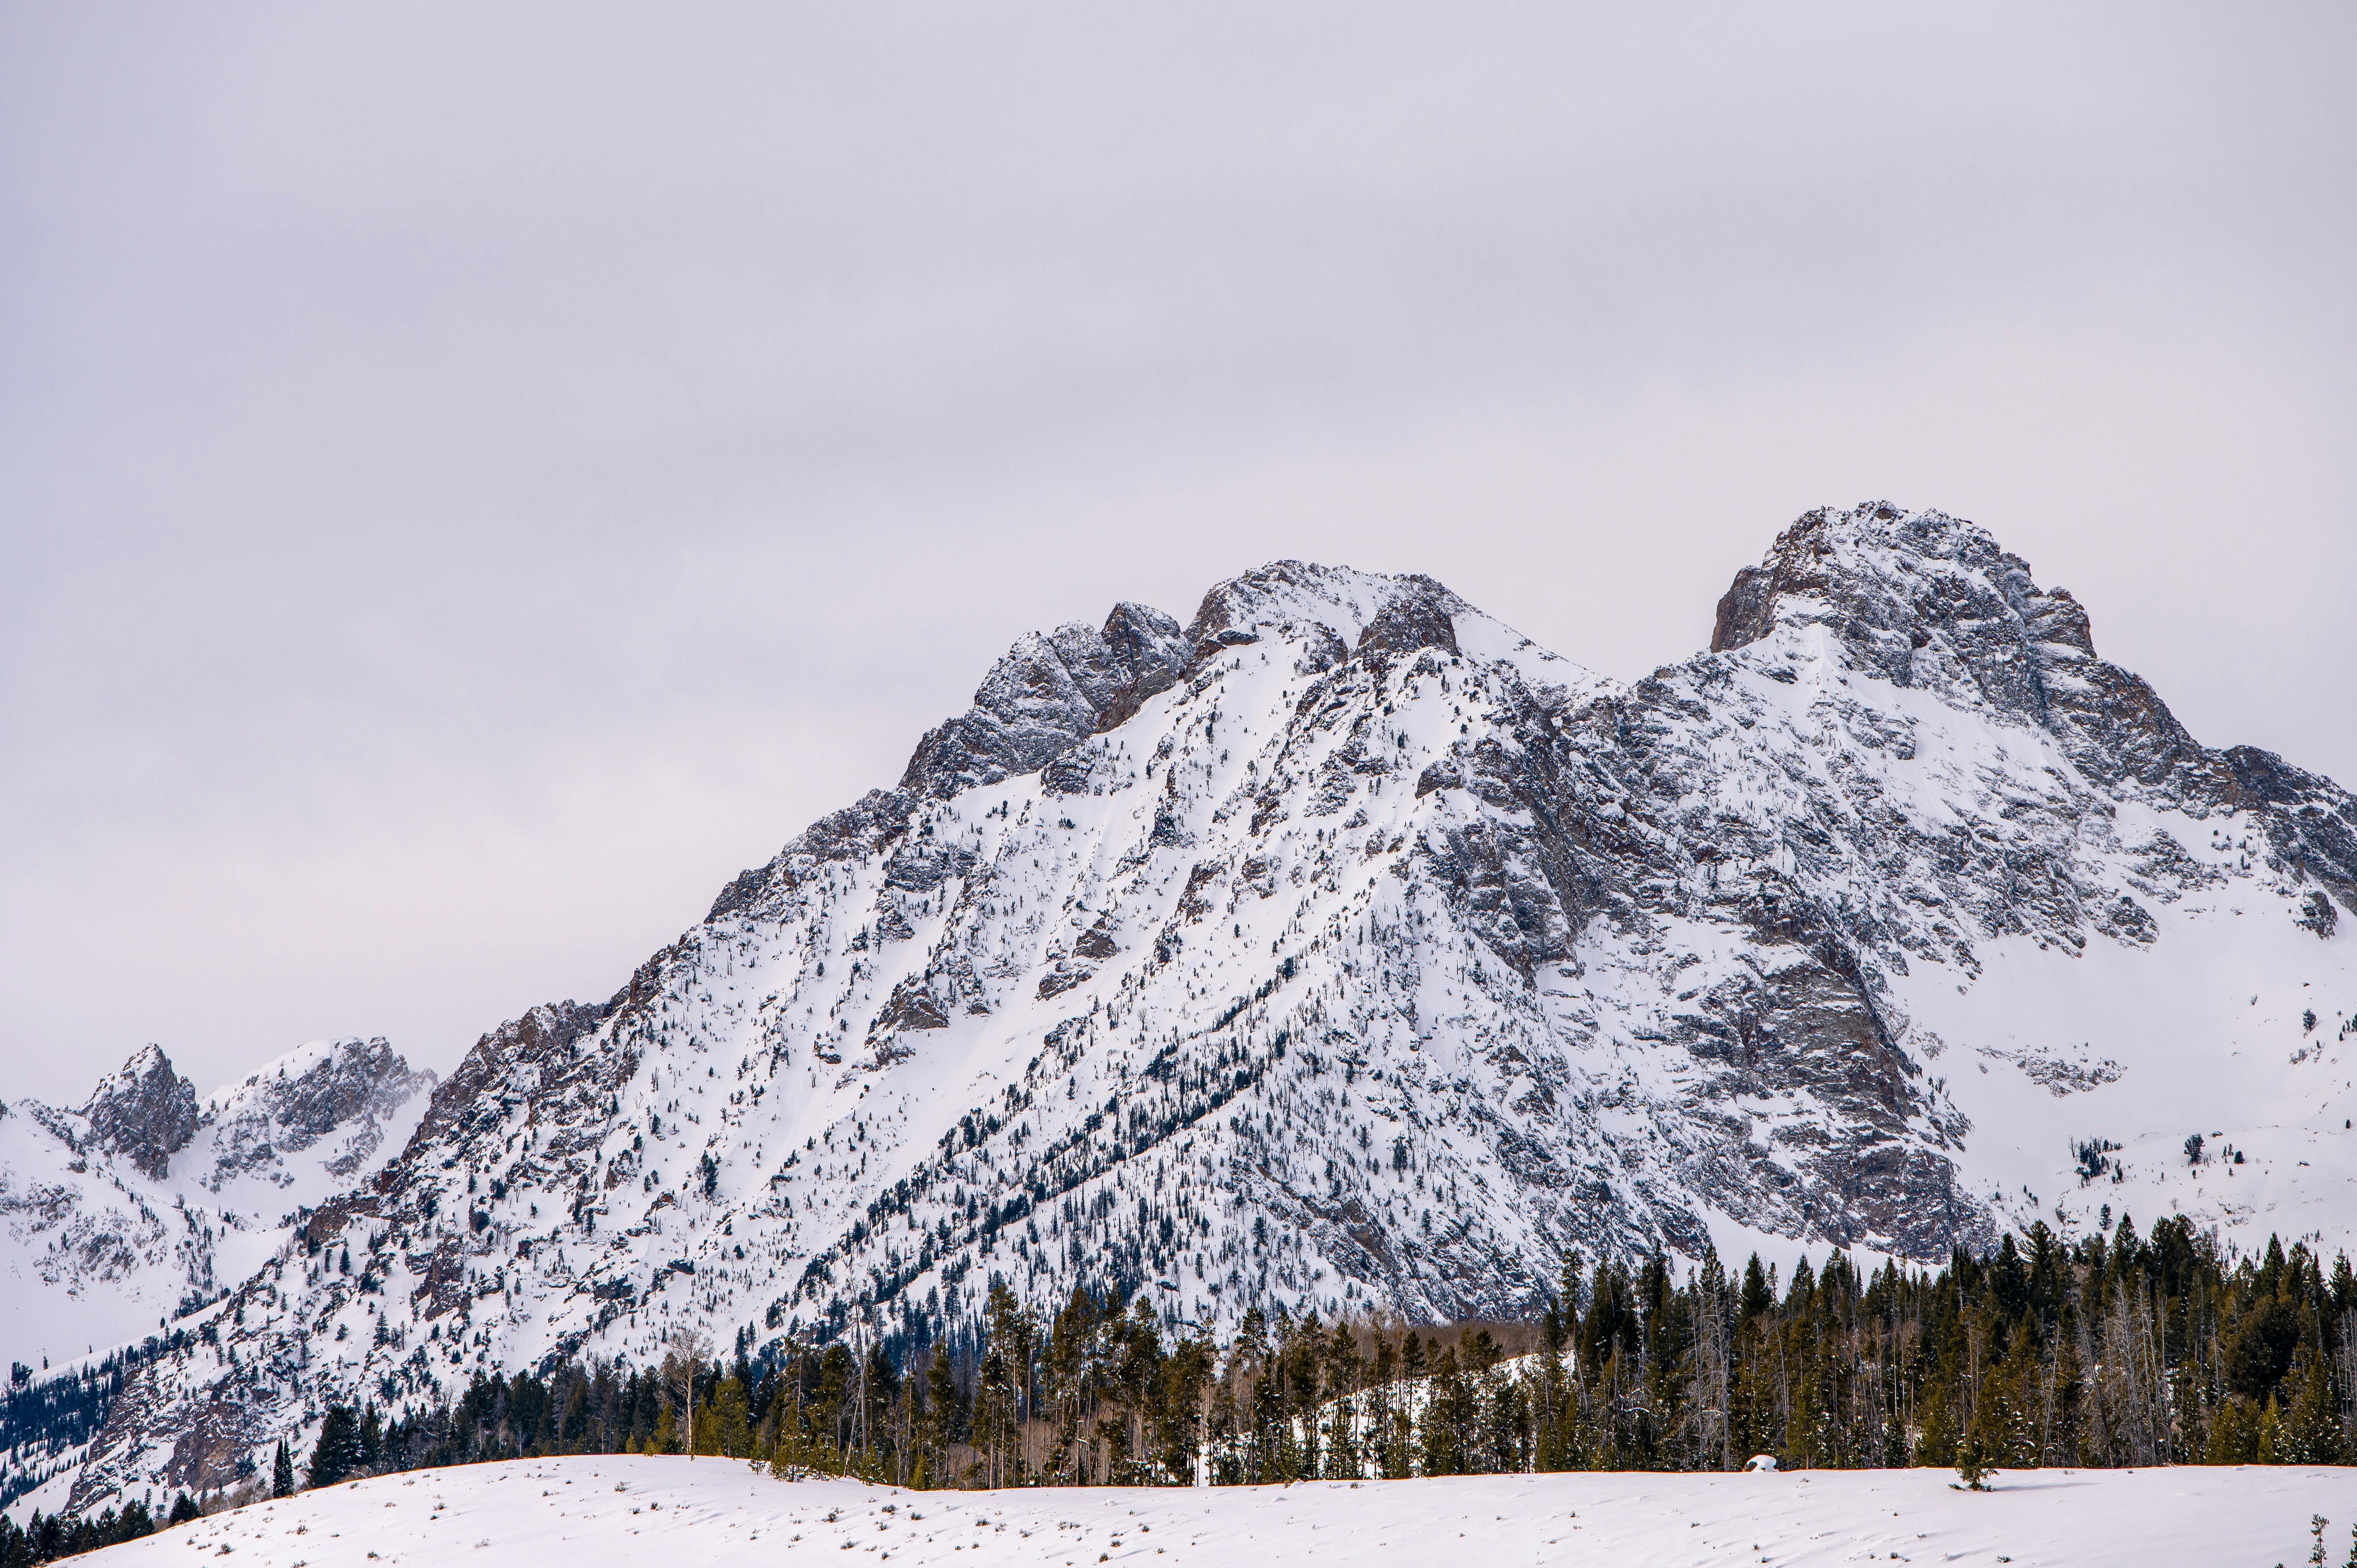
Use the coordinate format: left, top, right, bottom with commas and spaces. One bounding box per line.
49, 506, 2357, 1514
0, 1040, 436, 1367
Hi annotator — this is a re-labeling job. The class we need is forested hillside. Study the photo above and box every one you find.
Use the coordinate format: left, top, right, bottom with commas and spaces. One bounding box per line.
348, 1219, 2357, 1484
15, 1213, 2337, 1567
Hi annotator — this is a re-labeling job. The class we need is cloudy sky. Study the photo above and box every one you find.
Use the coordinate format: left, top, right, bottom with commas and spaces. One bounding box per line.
4, 3, 2351, 1105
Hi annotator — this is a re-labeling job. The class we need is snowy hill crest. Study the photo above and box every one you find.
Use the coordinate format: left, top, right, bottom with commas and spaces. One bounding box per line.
39, 505, 2357, 1513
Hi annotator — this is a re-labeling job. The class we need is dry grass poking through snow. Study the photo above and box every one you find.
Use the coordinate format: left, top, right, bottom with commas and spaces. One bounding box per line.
74, 1455, 2355, 1567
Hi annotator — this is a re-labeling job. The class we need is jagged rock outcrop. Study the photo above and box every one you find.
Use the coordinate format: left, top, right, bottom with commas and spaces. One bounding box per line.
80, 1047, 199, 1182
202, 1036, 436, 1185
42, 507, 2357, 1517
899, 603, 1189, 799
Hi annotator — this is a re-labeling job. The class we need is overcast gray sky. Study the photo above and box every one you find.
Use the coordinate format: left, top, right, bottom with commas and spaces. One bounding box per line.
4, 3, 2352, 1105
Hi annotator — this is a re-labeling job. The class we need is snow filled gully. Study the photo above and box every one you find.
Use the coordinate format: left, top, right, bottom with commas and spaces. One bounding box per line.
78, 1456, 2355, 1567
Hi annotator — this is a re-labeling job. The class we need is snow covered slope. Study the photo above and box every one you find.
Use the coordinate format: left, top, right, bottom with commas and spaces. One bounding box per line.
0, 1040, 435, 1365
75, 1454, 2357, 1568
53, 506, 2357, 1512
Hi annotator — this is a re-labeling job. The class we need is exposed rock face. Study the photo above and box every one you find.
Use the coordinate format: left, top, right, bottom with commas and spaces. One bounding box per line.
46, 509, 2357, 1518
1184, 561, 1464, 668
2219, 747, 2357, 919
203, 1036, 438, 1184
1711, 507, 2357, 911
898, 603, 1189, 799
81, 1047, 199, 1181
1356, 583, 1461, 659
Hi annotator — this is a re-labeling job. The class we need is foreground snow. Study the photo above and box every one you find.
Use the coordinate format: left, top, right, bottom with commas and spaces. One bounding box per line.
81, 1455, 2357, 1567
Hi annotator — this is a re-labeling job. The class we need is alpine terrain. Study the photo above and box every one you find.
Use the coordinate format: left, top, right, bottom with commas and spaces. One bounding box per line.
0, 1041, 436, 1367
19, 503, 2357, 1515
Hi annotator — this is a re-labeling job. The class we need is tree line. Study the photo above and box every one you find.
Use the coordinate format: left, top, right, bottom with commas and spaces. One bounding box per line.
0, 1492, 199, 1565
8, 1216, 2353, 1561
0, 1329, 195, 1516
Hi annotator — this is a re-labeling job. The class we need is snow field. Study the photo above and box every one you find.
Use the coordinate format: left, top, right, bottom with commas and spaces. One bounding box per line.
78, 1455, 2357, 1568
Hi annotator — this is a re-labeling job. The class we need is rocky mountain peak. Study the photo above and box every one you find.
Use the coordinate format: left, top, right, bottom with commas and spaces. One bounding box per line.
1184, 560, 1465, 667
1696, 503, 2352, 921
897, 601, 1188, 800
1708, 502, 2233, 793
2, 1038, 437, 1379
1712, 502, 2087, 667
892, 562, 1478, 805
201, 1036, 439, 1183
80, 1044, 198, 1180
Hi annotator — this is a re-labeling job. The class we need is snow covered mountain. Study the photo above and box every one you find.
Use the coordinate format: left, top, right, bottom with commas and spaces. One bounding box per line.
0, 1039, 435, 1365
45, 503, 2357, 1513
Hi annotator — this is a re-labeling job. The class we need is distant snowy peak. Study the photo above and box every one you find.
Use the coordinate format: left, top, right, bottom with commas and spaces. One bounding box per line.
888, 562, 1609, 812
0, 1038, 435, 1367
1185, 560, 1608, 709
1712, 502, 2084, 664
896, 601, 1191, 803
1711, 503, 2196, 779
195, 1036, 438, 1187
1186, 560, 1458, 654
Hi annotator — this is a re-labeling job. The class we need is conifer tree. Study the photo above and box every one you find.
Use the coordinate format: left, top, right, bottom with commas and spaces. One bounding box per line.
2280, 1351, 2344, 1464
1953, 1432, 1991, 1491
307, 1404, 363, 1488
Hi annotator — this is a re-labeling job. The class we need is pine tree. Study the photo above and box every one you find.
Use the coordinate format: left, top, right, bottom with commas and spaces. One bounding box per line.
1419, 1344, 1469, 1477
1915, 1377, 1960, 1468
271, 1439, 294, 1499
307, 1404, 364, 1488
2203, 1395, 2261, 1464
701, 1374, 752, 1458
2280, 1352, 2343, 1464
1739, 1254, 1774, 1324
1953, 1431, 1991, 1491
359, 1403, 384, 1471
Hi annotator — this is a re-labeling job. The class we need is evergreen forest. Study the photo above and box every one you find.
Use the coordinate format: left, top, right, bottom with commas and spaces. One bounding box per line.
5, 1217, 2353, 1563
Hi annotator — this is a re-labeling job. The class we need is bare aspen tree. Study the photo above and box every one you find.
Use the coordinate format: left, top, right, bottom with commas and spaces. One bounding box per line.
664, 1324, 713, 1459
